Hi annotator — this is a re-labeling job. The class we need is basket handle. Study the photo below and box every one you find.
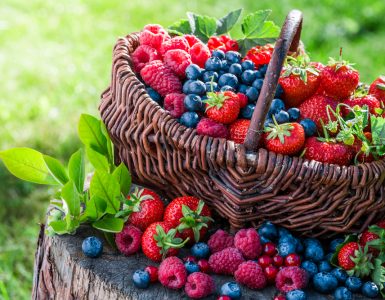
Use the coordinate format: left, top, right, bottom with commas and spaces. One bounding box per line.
244, 10, 303, 151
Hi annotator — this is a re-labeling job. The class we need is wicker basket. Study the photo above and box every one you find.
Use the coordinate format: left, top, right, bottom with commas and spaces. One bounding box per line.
99, 10, 385, 237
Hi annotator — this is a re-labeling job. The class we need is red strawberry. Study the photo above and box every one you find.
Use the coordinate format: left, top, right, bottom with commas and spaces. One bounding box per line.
279, 57, 321, 107
207, 36, 226, 52
369, 76, 385, 103
342, 94, 381, 116
263, 122, 305, 155
229, 119, 250, 144
352, 132, 374, 163
141, 221, 188, 262
237, 93, 248, 108
359, 231, 379, 254
244, 44, 274, 67
338, 242, 359, 270
163, 197, 212, 244
337, 242, 373, 277
204, 91, 240, 124
126, 188, 164, 231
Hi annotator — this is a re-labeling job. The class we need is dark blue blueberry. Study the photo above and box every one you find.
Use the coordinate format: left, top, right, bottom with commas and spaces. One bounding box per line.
229, 63, 243, 77
305, 242, 324, 262
205, 82, 219, 92
331, 268, 348, 283
241, 70, 257, 84
279, 234, 296, 245
361, 282, 379, 298
220, 85, 236, 92
345, 276, 362, 292
146, 87, 162, 105
254, 71, 263, 79
218, 73, 238, 88
184, 261, 200, 274
301, 260, 318, 278
277, 227, 290, 238
274, 110, 290, 124
191, 242, 210, 258
221, 60, 230, 72
240, 104, 255, 119
132, 269, 150, 288
286, 289, 307, 300
183, 80, 194, 94
252, 79, 264, 90
269, 99, 285, 115
275, 83, 284, 98
184, 94, 203, 112
300, 119, 317, 137
185, 64, 202, 80
245, 86, 259, 102
318, 260, 332, 272
225, 51, 242, 64
238, 84, 248, 94
188, 80, 206, 95
258, 221, 278, 240
205, 57, 222, 71
277, 241, 296, 257
220, 282, 242, 300
296, 239, 304, 253
303, 238, 322, 247
180, 112, 200, 128
329, 238, 344, 253
241, 60, 255, 71
212, 49, 225, 59
334, 287, 352, 300
259, 64, 268, 75
218, 70, 226, 76
288, 108, 300, 121
202, 71, 219, 82
313, 272, 338, 293
82, 236, 103, 258
260, 235, 271, 244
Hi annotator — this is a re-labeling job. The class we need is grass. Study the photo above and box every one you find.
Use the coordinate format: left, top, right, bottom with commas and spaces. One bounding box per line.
1, 0, 385, 298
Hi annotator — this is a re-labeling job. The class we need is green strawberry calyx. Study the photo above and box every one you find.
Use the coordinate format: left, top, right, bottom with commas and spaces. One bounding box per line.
115, 187, 154, 219
264, 117, 294, 145
154, 225, 190, 260
347, 244, 374, 278
203, 92, 229, 110
282, 55, 319, 83
328, 48, 356, 72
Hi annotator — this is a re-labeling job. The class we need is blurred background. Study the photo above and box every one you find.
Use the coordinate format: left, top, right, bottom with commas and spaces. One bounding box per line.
1, 0, 385, 298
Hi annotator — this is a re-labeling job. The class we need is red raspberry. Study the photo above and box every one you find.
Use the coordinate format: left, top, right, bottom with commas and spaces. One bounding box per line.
145, 266, 158, 283
264, 265, 279, 283
208, 247, 244, 275
139, 24, 170, 51
140, 60, 182, 97
115, 224, 142, 256
234, 261, 267, 290
196, 118, 229, 139
197, 259, 211, 274
274, 294, 286, 300
184, 34, 201, 47
160, 36, 190, 56
207, 229, 234, 253
275, 266, 308, 293
185, 272, 215, 299
163, 49, 192, 78
190, 42, 211, 68
132, 45, 161, 73
164, 93, 186, 118
158, 256, 187, 289
234, 228, 262, 260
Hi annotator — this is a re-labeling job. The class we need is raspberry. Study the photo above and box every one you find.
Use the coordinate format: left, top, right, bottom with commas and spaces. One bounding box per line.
237, 93, 248, 108
140, 60, 182, 97
208, 247, 244, 275
185, 272, 215, 299
115, 224, 142, 256
208, 229, 234, 253
184, 34, 201, 47
234, 228, 262, 260
234, 261, 267, 290
275, 266, 309, 293
158, 256, 187, 289
164, 93, 186, 118
144, 266, 158, 283
139, 24, 170, 51
160, 36, 190, 56
190, 42, 211, 68
132, 45, 161, 73
163, 50, 192, 78
196, 118, 229, 139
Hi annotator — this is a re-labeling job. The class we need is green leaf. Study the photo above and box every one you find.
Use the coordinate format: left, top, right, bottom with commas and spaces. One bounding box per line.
241, 10, 273, 38
100, 122, 114, 166
68, 149, 85, 193
371, 258, 385, 291
0, 148, 57, 185
47, 220, 68, 235
371, 116, 385, 145
216, 9, 242, 35
61, 180, 81, 217
104, 232, 117, 249
90, 170, 121, 214
112, 163, 131, 196
168, 19, 192, 35
187, 12, 217, 42
92, 216, 124, 233
43, 155, 69, 185
86, 146, 109, 172
78, 114, 108, 154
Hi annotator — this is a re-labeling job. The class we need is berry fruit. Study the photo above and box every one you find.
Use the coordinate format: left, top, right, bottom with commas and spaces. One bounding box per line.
275, 267, 308, 293
263, 242, 277, 256
158, 256, 187, 289
208, 229, 234, 253
264, 265, 279, 283
220, 282, 242, 299
286, 290, 307, 300
285, 253, 301, 267
196, 118, 229, 138
345, 276, 362, 292
184, 260, 200, 274
191, 242, 210, 259
361, 282, 380, 298
180, 112, 200, 128
312, 272, 338, 294
235, 261, 267, 290
197, 259, 211, 274
185, 272, 215, 299
82, 236, 103, 258
264, 122, 305, 155
144, 266, 158, 283
185, 64, 203, 80
115, 224, 142, 256
132, 269, 151, 289
334, 286, 352, 300
299, 118, 317, 137
208, 247, 245, 275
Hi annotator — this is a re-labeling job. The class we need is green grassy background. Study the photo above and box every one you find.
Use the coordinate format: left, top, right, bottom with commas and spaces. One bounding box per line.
1, 0, 385, 298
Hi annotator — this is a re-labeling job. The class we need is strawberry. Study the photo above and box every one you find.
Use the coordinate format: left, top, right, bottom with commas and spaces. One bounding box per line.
207, 35, 239, 52
337, 242, 373, 277
141, 221, 188, 262
204, 91, 240, 124
263, 122, 305, 155
352, 132, 374, 163
244, 44, 274, 67
237, 93, 248, 108
369, 75, 385, 103
163, 197, 212, 244
279, 56, 321, 107
359, 231, 379, 254
229, 119, 250, 144
342, 94, 381, 116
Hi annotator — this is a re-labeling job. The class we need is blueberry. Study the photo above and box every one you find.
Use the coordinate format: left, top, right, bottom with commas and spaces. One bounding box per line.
313, 272, 338, 293
277, 242, 296, 257
220, 85, 236, 92
288, 108, 300, 121
304, 242, 324, 262
245, 86, 259, 102
264, 118, 273, 128
225, 51, 242, 64
277, 227, 290, 238
212, 49, 225, 59
318, 260, 332, 272
252, 79, 264, 90
345, 276, 362, 292
183, 80, 194, 94
184, 94, 203, 112
202, 71, 219, 82
189, 80, 206, 95
180, 112, 200, 128
279, 234, 297, 244
300, 119, 317, 137
254, 71, 263, 79
334, 287, 352, 300
329, 238, 344, 253
191, 242, 210, 258
241, 60, 255, 71
221, 60, 230, 72
185, 64, 202, 80
296, 239, 304, 253
286, 289, 307, 300
241, 70, 257, 84
132, 269, 150, 288
238, 84, 248, 94
220, 282, 242, 299
205, 81, 219, 92
275, 84, 284, 98
303, 238, 322, 247
260, 235, 271, 244
205, 57, 222, 71
269, 99, 285, 115
361, 282, 380, 298
258, 221, 278, 240
82, 236, 103, 258
259, 64, 268, 75
229, 63, 243, 77
274, 110, 290, 124
184, 261, 200, 274
301, 261, 318, 278
218, 73, 238, 88
145, 87, 162, 104
240, 104, 255, 119
331, 268, 348, 283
